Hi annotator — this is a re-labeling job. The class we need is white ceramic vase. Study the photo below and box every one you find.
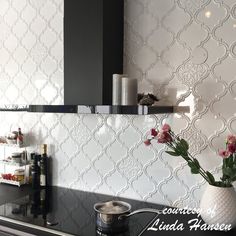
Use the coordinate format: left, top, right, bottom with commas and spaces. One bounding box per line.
200, 184, 236, 228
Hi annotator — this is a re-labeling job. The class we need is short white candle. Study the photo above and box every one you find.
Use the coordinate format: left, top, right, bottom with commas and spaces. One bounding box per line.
121, 77, 138, 105
112, 74, 127, 105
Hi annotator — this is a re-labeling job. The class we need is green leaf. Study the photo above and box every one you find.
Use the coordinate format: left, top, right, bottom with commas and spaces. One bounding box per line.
180, 139, 189, 151
193, 158, 200, 169
223, 167, 234, 177
188, 161, 200, 174
223, 158, 226, 169
166, 151, 180, 156
232, 176, 236, 181
175, 142, 188, 156
206, 171, 215, 184
175, 143, 183, 152
190, 167, 200, 174
225, 157, 230, 167
181, 154, 189, 161
220, 175, 228, 181
230, 172, 236, 179
214, 181, 230, 187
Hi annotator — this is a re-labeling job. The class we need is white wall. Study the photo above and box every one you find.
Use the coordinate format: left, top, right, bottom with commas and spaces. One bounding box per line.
0, 0, 236, 207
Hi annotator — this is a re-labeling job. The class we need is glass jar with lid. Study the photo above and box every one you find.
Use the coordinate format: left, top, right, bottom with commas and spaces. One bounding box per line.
14, 169, 25, 182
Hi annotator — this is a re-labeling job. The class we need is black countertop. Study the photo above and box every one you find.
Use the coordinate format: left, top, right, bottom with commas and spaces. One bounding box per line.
0, 185, 162, 236
0, 185, 32, 205
0, 185, 235, 236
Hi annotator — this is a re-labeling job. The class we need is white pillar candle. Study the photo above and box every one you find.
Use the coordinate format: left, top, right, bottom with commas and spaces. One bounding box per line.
121, 77, 138, 105
112, 74, 127, 105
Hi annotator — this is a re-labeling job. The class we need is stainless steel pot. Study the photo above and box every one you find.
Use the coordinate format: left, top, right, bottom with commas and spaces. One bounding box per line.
94, 200, 162, 234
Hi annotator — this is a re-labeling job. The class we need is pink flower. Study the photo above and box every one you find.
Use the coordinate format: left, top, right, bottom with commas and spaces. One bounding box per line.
227, 143, 236, 154
144, 139, 152, 146
219, 149, 230, 158
151, 128, 158, 137
162, 124, 171, 132
157, 131, 172, 143
227, 135, 236, 144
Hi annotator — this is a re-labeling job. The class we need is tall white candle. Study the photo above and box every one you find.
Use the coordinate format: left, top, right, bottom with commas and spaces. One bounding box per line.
121, 77, 138, 105
112, 74, 127, 105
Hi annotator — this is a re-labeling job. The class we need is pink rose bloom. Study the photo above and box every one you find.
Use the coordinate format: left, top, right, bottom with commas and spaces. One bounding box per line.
162, 124, 171, 132
144, 139, 151, 146
157, 131, 172, 143
151, 128, 158, 137
227, 143, 236, 154
227, 135, 236, 144
219, 149, 230, 158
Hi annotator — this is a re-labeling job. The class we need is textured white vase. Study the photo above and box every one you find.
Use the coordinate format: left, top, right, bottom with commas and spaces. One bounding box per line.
200, 184, 236, 228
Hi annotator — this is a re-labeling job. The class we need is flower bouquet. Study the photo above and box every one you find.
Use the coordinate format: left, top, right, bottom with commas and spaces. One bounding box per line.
145, 124, 236, 227
145, 124, 236, 187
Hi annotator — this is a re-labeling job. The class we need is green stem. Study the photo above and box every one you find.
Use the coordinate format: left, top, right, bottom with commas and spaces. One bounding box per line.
187, 152, 215, 184
159, 131, 216, 185
168, 133, 215, 185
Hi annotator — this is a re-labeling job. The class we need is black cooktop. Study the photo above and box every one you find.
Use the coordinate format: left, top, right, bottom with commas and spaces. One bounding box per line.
0, 187, 162, 236
0, 187, 235, 236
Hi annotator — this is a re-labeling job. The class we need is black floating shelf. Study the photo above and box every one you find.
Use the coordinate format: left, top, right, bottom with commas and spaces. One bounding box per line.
29, 105, 77, 113
0, 105, 29, 112
0, 105, 189, 115
29, 105, 189, 114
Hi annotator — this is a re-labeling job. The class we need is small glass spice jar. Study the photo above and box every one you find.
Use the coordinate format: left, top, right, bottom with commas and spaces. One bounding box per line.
11, 152, 22, 164
14, 169, 25, 182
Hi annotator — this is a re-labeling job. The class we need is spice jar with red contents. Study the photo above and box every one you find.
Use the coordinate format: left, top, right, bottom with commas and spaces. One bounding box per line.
1, 173, 15, 181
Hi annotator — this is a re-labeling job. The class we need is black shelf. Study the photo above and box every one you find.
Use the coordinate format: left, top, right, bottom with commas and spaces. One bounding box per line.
0, 105, 29, 112
29, 105, 176, 114
0, 105, 189, 115
28, 105, 77, 113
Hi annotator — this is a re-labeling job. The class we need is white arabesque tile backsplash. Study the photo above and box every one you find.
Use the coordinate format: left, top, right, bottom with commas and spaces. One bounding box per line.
1, 0, 236, 208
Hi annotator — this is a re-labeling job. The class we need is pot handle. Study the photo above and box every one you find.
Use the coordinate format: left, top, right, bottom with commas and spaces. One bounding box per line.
119, 208, 164, 220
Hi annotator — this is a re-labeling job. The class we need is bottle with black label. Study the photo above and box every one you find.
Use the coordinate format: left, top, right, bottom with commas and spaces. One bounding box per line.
31, 153, 40, 190
40, 144, 48, 188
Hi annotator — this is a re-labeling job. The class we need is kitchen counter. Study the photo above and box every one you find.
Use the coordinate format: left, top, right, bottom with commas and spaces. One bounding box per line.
0, 186, 162, 236
0, 184, 32, 205
0, 185, 235, 236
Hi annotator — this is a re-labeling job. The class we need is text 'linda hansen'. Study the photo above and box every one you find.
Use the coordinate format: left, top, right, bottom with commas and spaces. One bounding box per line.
147, 218, 232, 232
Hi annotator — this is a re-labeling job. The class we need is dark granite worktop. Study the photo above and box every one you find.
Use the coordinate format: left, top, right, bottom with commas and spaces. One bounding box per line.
0, 184, 32, 205
0, 185, 235, 236
0, 185, 161, 236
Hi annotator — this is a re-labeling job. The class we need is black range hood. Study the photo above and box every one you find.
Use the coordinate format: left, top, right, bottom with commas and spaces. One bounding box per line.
0, 0, 189, 115
64, 0, 124, 106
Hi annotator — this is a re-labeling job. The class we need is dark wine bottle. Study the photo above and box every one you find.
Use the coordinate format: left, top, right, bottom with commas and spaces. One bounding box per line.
31, 154, 40, 190
40, 144, 48, 188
